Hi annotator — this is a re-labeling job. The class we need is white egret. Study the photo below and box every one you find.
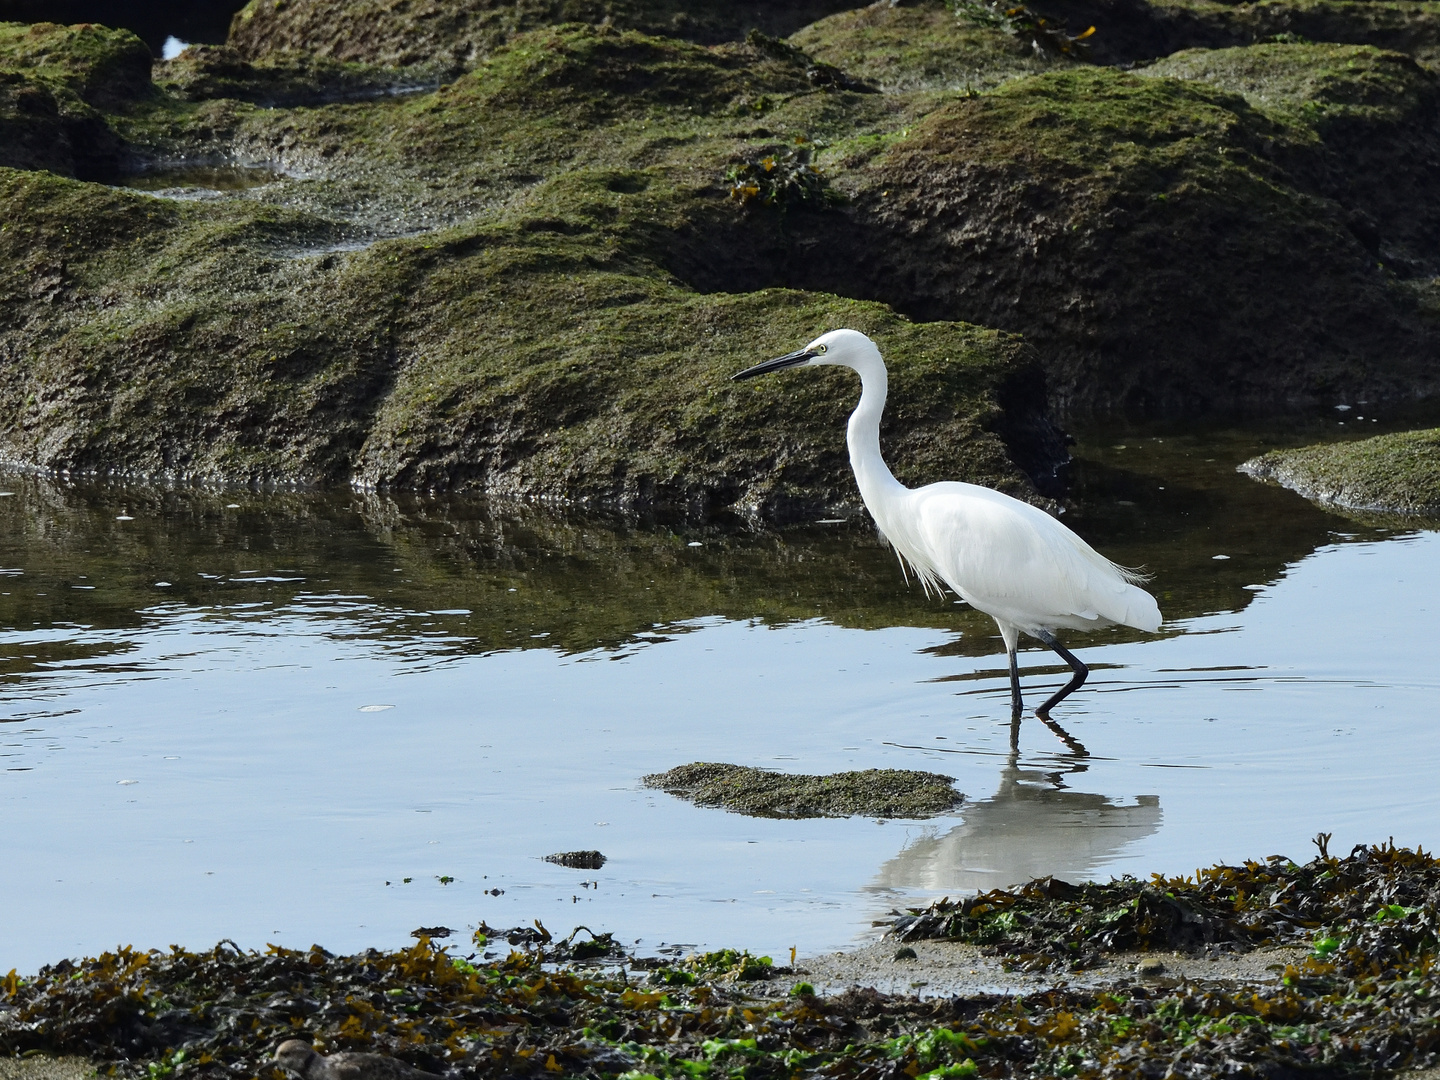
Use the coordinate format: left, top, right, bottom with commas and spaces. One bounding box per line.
733, 329, 1161, 727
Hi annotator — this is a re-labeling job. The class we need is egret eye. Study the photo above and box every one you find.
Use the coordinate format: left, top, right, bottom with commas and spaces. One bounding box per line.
815, 344, 828, 354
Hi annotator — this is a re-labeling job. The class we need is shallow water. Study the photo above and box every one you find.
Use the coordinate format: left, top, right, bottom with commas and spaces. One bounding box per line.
117, 164, 283, 197
1, 426, 1437, 974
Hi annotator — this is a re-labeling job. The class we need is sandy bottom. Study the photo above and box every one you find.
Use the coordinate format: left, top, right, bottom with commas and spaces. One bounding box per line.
0, 1060, 95, 1080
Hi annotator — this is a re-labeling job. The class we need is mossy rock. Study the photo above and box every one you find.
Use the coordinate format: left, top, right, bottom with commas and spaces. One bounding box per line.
0, 70, 121, 178
790, 0, 1076, 93
1241, 427, 1440, 517
0, 164, 1041, 516
1144, 42, 1440, 273
643, 762, 965, 818
0, 21, 152, 108
762, 66, 1440, 415
1145, 40, 1436, 122
9, 3, 1440, 473
1022, 0, 1440, 66
226, 0, 864, 69
153, 44, 443, 107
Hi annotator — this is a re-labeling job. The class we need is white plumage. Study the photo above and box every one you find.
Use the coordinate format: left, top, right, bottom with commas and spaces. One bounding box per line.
733, 328, 1161, 725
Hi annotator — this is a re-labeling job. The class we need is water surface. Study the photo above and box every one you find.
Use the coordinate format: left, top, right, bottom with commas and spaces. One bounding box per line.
2, 427, 1437, 973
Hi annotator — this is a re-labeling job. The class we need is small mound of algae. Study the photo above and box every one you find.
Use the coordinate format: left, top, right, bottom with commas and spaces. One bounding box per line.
1241, 427, 1440, 518
643, 762, 963, 819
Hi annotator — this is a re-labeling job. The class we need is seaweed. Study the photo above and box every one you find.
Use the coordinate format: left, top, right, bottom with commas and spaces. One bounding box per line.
643, 762, 965, 819
11, 837, 1440, 1080
893, 835, 1440, 978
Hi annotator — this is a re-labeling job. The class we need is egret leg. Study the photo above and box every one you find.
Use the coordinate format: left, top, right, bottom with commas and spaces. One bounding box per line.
1007, 646, 1022, 721
1034, 629, 1088, 718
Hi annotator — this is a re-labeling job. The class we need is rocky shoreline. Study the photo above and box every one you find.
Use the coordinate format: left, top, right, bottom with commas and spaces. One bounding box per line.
5, 0, 1440, 515
4, 840, 1440, 1078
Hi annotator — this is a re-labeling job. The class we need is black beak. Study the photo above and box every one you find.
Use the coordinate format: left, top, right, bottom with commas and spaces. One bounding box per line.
731, 348, 817, 381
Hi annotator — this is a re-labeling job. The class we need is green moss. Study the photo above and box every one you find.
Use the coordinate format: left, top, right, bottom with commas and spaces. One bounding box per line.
1144, 41, 1434, 127
791, 0, 1075, 92
226, 0, 861, 67
0, 21, 152, 108
1241, 427, 1440, 517
643, 762, 965, 818
893, 66, 1279, 176
0, 159, 1035, 515
1152, 0, 1440, 67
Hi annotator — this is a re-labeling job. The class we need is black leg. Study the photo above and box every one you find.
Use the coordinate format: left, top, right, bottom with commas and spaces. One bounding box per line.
1008, 646, 1022, 721
1034, 629, 1088, 718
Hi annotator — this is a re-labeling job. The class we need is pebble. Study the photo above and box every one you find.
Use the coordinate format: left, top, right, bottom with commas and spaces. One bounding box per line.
274, 1041, 434, 1080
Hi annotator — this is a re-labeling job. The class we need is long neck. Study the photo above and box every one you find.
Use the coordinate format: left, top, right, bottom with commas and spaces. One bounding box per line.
846, 356, 907, 512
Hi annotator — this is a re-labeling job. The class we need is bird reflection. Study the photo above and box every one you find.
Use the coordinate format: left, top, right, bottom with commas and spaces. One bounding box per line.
869, 743, 1160, 894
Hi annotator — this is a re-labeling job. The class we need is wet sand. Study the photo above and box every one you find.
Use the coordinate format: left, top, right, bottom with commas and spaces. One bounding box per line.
749, 939, 1310, 999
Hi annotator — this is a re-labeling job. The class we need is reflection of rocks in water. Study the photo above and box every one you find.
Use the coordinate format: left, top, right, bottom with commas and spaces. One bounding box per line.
871, 757, 1160, 893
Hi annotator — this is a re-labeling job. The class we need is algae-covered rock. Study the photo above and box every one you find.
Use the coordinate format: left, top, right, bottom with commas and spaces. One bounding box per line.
227, 0, 861, 68
153, 44, 441, 107
1025, 0, 1440, 66
0, 21, 152, 108
1145, 42, 1440, 274
0, 70, 117, 177
1240, 428, 1440, 517
768, 66, 1440, 414
0, 22, 137, 178
8, 0, 1440, 502
791, 0, 1077, 92
643, 762, 965, 818
0, 163, 1041, 516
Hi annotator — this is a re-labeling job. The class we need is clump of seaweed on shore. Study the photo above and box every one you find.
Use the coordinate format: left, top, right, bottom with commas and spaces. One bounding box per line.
892, 835, 1440, 976
7, 839, 1440, 1079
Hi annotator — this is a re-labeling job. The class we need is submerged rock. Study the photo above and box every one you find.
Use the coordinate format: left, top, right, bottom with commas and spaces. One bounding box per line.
643, 762, 964, 819
1240, 427, 1440, 517
544, 850, 607, 869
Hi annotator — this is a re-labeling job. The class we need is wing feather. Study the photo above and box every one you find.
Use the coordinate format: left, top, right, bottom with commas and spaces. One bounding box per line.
883, 483, 1160, 633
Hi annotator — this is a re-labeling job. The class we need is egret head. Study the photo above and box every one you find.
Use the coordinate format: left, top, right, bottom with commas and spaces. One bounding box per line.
731, 328, 879, 381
